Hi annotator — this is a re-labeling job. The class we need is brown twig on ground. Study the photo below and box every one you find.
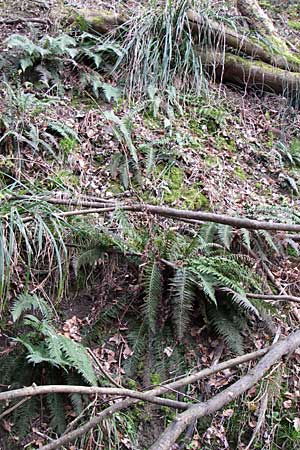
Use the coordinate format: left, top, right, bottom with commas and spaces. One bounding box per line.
0, 17, 49, 25
150, 329, 300, 450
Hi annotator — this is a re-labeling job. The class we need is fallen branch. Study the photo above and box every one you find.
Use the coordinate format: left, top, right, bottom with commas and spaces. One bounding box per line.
14, 195, 300, 232
33, 347, 270, 450
247, 293, 300, 304
150, 329, 300, 450
0, 386, 186, 410
0, 17, 49, 25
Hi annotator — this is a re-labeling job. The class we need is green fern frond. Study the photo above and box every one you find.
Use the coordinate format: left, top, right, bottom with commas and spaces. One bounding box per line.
11, 293, 53, 322
13, 397, 38, 438
76, 245, 106, 270
223, 289, 260, 317
255, 230, 282, 255
170, 268, 196, 341
217, 224, 233, 250
240, 228, 251, 250
56, 335, 98, 386
48, 121, 79, 142
142, 259, 162, 333
46, 393, 67, 434
207, 305, 244, 355
199, 222, 217, 243
124, 322, 147, 376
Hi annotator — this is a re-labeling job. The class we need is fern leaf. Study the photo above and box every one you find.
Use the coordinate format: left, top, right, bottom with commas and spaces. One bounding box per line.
46, 393, 66, 434
207, 305, 244, 355
170, 268, 196, 341
56, 335, 98, 386
217, 224, 233, 250
11, 293, 53, 322
142, 259, 162, 333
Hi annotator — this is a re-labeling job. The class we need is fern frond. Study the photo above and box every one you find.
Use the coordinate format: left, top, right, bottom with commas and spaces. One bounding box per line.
142, 259, 162, 333
217, 224, 233, 250
76, 245, 106, 270
55, 335, 98, 386
46, 393, 67, 434
223, 288, 260, 317
170, 268, 196, 341
207, 305, 244, 355
200, 222, 217, 243
124, 322, 147, 376
11, 293, 53, 322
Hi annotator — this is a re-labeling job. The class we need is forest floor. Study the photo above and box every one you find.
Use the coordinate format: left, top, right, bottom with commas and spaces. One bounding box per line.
1, 1, 300, 449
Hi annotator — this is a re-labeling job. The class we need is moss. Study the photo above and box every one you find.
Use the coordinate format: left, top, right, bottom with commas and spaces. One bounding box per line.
215, 136, 237, 152
204, 155, 221, 168
234, 167, 247, 181
150, 373, 161, 385
288, 20, 300, 31
60, 137, 78, 154
156, 165, 209, 209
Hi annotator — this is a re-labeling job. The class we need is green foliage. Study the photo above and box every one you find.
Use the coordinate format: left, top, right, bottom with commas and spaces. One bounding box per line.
109, 0, 214, 97
11, 292, 53, 322
13, 303, 97, 385
207, 304, 245, 355
0, 195, 69, 310
170, 267, 195, 341
0, 83, 79, 158
142, 258, 162, 333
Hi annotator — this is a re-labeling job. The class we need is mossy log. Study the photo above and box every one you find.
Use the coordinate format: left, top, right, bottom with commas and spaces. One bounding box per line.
73, 8, 126, 34
187, 9, 300, 73
70, 5, 300, 100
203, 51, 300, 98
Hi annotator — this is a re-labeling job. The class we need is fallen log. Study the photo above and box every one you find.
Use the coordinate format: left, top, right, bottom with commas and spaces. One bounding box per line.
62, 4, 300, 100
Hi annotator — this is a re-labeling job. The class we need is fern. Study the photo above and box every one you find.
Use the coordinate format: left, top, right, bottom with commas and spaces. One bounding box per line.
48, 121, 79, 142
46, 393, 67, 434
142, 259, 162, 333
170, 268, 196, 341
15, 314, 98, 386
207, 305, 245, 355
55, 335, 97, 386
76, 245, 106, 270
217, 224, 233, 250
124, 322, 147, 376
11, 293, 53, 322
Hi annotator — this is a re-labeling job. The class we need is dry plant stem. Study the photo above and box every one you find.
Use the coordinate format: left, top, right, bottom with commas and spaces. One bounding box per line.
0, 17, 49, 24
87, 348, 123, 388
247, 293, 300, 303
245, 391, 269, 450
150, 329, 300, 450
5, 347, 270, 450
0, 386, 187, 409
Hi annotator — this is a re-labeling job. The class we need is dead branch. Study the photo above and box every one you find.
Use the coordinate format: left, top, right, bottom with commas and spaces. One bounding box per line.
247, 293, 300, 304
0, 386, 186, 410
150, 329, 300, 450
31, 347, 270, 450
14, 195, 300, 232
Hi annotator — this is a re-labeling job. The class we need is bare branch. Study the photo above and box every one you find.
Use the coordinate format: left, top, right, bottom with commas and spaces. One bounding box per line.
247, 293, 300, 304
14, 194, 300, 232
151, 329, 300, 450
